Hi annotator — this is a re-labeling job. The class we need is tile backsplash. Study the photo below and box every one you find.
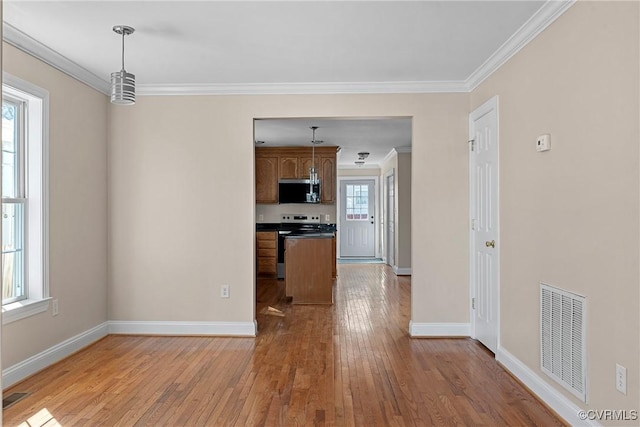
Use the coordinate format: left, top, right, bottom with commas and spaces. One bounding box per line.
256, 204, 337, 223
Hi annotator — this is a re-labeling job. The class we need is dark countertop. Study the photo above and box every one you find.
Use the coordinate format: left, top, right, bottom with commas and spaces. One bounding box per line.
256, 223, 337, 232
285, 232, 335, 239
256, 223, 281, 231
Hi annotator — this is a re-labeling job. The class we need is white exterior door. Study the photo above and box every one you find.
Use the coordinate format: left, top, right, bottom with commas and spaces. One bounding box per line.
469, 96, 499, 354
340, 180, 375, 257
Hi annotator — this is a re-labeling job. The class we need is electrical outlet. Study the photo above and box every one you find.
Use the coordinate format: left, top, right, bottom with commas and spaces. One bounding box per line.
52, 299, 59, 316
536, 134, 551, 152
616, 364, 627, 394
220, 284, 230, 299
325, 214, 330, 222
258, 214, 264, 221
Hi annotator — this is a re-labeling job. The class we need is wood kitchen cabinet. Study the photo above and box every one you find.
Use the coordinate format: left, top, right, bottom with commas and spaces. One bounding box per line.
320, 156, 336, 203
299, 157, 314, 179
256, 231, 277, 276
255, 156, 278, 204
285, 236, 333, 304
255, 146, 338, 204
279, 157, 299, 179
332, 235, 337, 278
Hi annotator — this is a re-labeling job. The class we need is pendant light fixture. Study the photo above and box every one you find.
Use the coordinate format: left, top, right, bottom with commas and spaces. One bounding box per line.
309, 126, 323, 202
110, 25, 136, 105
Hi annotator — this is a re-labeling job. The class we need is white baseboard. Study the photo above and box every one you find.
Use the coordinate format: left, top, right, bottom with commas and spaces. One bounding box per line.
497, 347, 600, 427
393, 266, 412, 275
409, 321, 470, 337
108, 320, 257, 337
2, 321, 109, 388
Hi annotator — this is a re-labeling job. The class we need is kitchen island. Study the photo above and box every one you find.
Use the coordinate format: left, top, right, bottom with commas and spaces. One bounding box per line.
285, 233, 334, 304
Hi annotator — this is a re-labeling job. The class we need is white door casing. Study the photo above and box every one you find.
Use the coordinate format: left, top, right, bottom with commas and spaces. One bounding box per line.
385, 172, 395, 267
469, 96, 500, 354
340, 179, 375, 257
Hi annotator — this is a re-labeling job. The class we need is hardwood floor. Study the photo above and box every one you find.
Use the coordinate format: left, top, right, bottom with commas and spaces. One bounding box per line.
4, 264, 564, 426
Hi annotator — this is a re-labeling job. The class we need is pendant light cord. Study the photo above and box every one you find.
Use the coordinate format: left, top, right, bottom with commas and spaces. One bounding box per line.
312, 127, 316, 172
121, 30, 126, 71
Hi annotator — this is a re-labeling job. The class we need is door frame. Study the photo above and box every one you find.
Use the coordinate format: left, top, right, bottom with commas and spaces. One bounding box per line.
383, 169, 395, 266
336, 175, 380, 259
468, 95, 500, 352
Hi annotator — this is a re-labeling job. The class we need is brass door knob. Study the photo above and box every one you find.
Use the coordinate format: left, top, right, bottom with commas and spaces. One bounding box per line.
485, 240, 496, 248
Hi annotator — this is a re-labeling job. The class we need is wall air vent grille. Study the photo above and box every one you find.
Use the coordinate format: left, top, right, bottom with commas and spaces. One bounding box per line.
540, 283, 587, 403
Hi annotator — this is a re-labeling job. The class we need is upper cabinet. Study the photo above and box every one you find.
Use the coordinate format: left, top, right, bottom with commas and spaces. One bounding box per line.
255, 155, 278, 204
279, 157, 300, 179
255, 146, 338, 204
320, 156, 336, 203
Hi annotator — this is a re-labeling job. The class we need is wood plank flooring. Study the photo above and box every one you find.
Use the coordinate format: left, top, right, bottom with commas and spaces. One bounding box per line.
3, 264, 564, 426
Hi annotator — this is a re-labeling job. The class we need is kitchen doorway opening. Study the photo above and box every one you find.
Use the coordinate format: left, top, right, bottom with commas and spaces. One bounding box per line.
253, 116, 412, 329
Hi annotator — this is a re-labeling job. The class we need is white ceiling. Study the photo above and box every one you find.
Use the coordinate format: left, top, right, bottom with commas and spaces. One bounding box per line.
3, 0, 573, 167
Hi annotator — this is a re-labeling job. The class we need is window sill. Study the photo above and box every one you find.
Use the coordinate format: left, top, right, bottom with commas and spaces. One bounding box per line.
2, 297, 51, 325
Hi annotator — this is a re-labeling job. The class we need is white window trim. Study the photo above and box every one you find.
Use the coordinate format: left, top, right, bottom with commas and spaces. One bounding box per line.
1, 72, 50, 325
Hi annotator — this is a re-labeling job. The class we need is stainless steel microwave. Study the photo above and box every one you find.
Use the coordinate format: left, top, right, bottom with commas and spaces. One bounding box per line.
278, 179, 321, 204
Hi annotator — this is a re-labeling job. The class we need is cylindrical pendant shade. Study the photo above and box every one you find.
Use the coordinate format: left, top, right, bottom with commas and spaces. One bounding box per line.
110, 70, 136, 105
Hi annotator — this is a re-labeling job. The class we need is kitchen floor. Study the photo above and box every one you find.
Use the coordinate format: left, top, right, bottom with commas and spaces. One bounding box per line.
3, 265, 564, 426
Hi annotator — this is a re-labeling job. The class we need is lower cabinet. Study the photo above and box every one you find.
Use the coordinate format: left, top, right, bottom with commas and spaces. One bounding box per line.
256, 231, 277, 276
285, 237, 333, 304
332, 236, 337, 278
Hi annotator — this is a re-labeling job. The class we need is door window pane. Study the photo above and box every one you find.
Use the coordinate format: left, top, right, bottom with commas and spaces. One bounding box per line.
345, 184, 369, 221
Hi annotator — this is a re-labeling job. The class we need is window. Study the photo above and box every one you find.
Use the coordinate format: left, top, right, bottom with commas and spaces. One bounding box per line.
2, 98, 26, 303
345, 184, 370, 221
1, 73, 49, 324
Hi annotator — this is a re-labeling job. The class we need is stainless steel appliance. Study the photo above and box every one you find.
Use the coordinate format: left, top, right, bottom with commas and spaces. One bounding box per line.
278, 179, 321, 204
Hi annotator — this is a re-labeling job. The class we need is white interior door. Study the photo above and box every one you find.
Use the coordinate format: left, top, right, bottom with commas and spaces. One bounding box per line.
386, 173, 395, 267
469, 96, 499, 354
340, 180, 375, 257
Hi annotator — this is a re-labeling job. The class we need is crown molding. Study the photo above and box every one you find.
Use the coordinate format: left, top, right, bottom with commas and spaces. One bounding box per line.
136, 80, 468, 96
381, 146, 411, 165
3, 22, 110, 94
3, 1, 574, 97
465, 0, 575, 91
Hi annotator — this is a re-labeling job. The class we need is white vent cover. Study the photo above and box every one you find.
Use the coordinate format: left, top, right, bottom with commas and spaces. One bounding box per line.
540, 283, 587, 403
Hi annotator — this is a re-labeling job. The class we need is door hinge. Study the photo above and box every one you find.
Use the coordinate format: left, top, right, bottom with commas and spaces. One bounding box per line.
469, 139, 475, 152
472, 298, 475, 310
471, 219, 477, 230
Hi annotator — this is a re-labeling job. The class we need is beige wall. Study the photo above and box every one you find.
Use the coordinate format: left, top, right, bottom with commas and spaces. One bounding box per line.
471, 1, 639, 418
2, 44, 108, 367
338, 167, 381, 177
108, 94, 469, 326
396, 152, 411, 270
